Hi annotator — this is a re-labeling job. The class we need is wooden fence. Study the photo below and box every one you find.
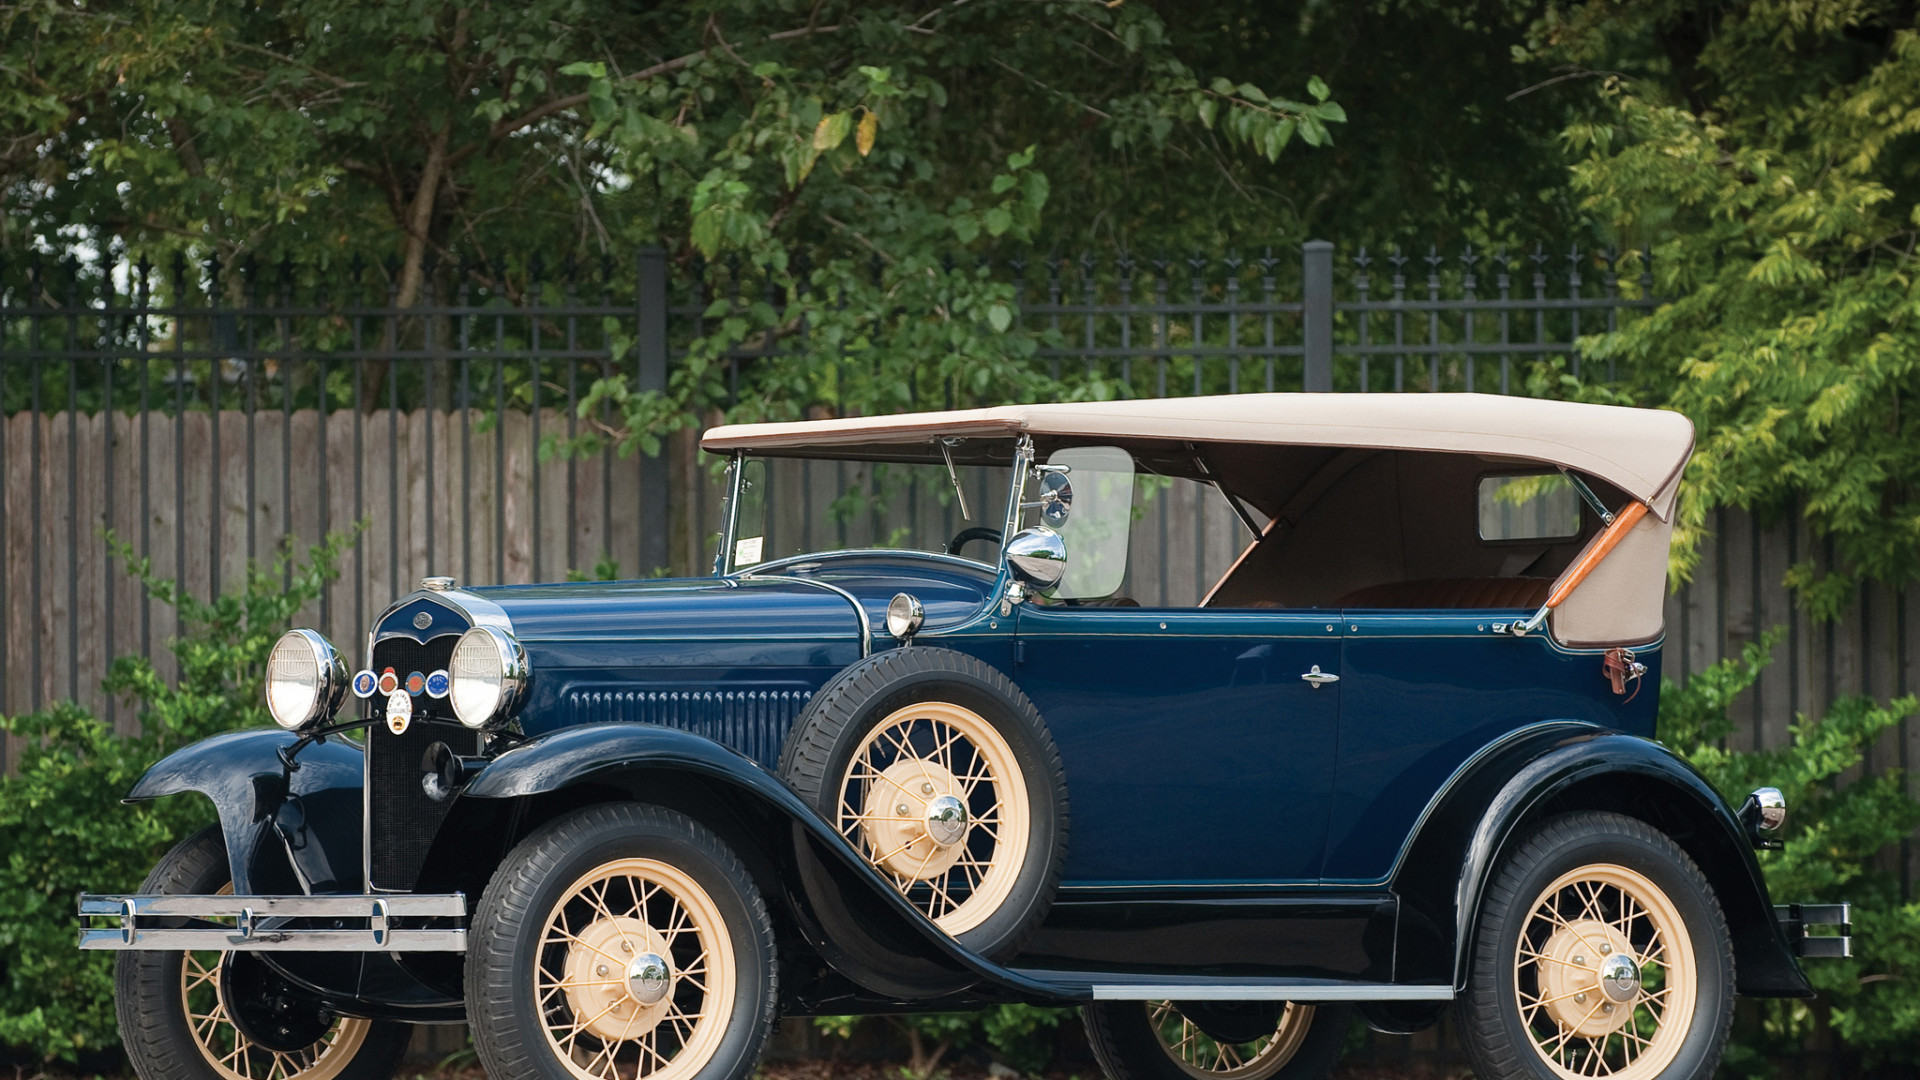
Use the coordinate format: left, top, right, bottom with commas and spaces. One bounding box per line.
3, 406, 1915, 894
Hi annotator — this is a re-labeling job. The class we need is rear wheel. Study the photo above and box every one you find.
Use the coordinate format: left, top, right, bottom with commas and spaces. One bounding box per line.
466, 804, 778, 1080
1456, 812, 1733, 1080
115, 827, 412, 1080
1083, 1000, 1350, 1080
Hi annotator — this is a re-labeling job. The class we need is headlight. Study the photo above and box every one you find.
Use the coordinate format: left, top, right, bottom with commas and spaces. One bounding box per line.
448, 625, 529, 729
266, 629, 348, 731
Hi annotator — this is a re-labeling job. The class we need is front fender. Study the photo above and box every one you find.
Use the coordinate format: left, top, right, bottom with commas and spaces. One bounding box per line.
1392, 728, 1811, 998
127, 729, 365, 895
458, 723, 1074, 1002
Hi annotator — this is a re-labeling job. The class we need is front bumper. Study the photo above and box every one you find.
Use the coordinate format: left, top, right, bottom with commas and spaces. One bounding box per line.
1775, 902, 1851, 959
79, 892, 467, 952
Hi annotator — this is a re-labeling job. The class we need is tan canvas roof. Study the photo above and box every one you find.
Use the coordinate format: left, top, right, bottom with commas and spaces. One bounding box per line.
703, 394, 1695, 520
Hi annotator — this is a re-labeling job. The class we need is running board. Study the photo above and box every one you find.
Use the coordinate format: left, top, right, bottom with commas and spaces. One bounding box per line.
1011, 970, 1453, 1002
78, 893, 467, 952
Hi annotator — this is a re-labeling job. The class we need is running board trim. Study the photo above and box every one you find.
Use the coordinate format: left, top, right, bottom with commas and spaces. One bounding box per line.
1087, 984, 1454, 1001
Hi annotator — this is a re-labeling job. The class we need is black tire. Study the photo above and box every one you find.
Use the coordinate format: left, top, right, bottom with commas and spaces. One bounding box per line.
1455, 811, 1734, 1080
115, 827, 413, 1080
778, 646, 1068, 958
466, 803, 778, 1080
1083, 1000, 1352, 1080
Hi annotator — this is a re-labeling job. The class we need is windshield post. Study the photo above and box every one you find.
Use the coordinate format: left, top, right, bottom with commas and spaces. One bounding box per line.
715, 452, 743, 576
1000, 436, 1036, 563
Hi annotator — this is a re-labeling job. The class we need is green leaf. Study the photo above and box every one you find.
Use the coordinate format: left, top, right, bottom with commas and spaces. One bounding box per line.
1196, 97, 1218, 128
1307, 75, 1329, 102
1236, 83, 1268, 104
990, 174, 1017, 195
560, 61, 606, 78
812, 111, 852, 150
987, 303, 1012, 332
983, 206, 1013, 236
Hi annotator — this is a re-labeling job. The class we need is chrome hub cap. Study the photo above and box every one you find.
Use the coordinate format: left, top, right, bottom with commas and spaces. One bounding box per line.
1599, 953, 1641, 1003
925, 795, 969, 846
626, 952, 672, 1006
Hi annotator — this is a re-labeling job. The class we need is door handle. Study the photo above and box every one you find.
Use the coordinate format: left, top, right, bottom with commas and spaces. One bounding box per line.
1300, 665, 1339, 689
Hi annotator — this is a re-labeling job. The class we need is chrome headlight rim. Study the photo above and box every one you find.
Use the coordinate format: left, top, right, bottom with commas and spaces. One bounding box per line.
448, 625, 530, 730
266, 629, 349, 732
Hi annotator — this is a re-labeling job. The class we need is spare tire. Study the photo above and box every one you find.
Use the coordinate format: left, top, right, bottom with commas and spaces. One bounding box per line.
779, 647, 1068, 959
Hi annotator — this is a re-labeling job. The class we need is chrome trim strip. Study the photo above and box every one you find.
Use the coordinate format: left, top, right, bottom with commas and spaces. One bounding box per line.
739, 574, 871, 657
1088, 984, 1453, 1002
80, 894, 466, 917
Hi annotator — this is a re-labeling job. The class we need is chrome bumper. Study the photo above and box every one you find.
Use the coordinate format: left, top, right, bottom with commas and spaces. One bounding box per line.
78, 892, 467, 952
1775, 902, 1851, 959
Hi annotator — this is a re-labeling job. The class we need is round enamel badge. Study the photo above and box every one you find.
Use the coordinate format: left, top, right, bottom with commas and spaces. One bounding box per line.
351, 670, 378, 698
385, 689, 413, 735
377, 669, 399, 695
405, 671, 426, 697
424, 669, 450, 699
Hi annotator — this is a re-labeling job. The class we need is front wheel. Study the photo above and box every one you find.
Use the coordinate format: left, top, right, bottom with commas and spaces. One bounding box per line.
115, 827, 412, 1080
466, 804, 778, 1080
1455, 811, 1734, 1080
1082, 1000, 1351, 1080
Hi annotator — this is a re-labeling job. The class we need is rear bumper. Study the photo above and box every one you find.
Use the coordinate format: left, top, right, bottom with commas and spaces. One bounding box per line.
78, 892, 467, 952
1775, 902, 1851, 959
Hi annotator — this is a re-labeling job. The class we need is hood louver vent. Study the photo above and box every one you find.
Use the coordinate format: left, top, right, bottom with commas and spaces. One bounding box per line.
563, 689, 810, 769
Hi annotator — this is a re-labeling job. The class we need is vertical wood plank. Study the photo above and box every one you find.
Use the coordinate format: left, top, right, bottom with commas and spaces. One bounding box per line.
1756, 515, 1796, 751
1721, 509, 1758, 751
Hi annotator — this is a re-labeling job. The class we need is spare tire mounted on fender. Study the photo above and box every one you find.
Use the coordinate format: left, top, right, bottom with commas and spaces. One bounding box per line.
779, 647, 1068, 959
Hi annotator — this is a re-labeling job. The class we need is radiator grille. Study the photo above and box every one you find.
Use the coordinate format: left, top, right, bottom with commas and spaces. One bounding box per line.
366, 634, 478, 892
564, 689, 809, 769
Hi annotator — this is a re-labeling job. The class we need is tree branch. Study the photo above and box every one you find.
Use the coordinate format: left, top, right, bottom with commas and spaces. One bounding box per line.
223, 41, 365, 90
475, 22, 842, 148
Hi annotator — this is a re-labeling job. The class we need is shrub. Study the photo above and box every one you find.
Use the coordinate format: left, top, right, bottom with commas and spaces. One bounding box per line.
0, 533, 350, 1061
1661, 632, 1920, 1074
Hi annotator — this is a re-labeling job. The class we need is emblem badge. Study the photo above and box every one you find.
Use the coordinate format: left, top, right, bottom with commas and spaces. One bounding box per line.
413, 611, 433, 630
377, 669, 399, 695
351, 670, 378, 698
405, 671, 427, 697
385, 689, 413, 735
424, 669, 451, 699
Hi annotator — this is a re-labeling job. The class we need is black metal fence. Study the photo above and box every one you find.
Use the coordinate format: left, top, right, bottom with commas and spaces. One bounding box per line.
0, 240, 1653, 727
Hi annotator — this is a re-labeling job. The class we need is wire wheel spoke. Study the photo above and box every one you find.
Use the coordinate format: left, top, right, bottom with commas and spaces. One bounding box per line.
1143, 1001, 1308, 1080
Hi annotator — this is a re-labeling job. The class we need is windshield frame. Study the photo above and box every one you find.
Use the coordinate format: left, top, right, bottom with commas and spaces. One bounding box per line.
713, 438, 1035, 577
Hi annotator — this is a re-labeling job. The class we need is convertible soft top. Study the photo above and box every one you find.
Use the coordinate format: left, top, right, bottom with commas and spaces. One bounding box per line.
702, 393, 1695, 521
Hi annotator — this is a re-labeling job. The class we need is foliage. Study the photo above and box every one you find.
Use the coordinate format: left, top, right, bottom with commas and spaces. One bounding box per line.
1527, 1, 1920, 612
0, 532, 351, 1061
813, 1005, 1075, 1079
1659, 632, 1920, 1071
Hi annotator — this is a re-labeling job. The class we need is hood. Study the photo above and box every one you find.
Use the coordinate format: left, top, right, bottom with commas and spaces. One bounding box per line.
465, 576, 868, 645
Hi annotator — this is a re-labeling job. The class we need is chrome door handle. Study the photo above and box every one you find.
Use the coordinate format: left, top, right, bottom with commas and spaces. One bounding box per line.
1300, 665, 1339, 689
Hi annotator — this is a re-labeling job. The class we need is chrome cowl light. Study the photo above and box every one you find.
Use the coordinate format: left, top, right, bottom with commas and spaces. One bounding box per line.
266, 629, 349, 731
448, 625, 530, 730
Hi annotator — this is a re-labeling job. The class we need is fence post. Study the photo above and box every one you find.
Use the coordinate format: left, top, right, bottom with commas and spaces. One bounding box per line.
1302, 240, 1333, 392
636, 247, 670, 576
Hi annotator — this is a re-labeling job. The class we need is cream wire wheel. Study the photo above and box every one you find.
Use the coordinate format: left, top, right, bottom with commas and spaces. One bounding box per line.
533, 856, 738, 1080
1146, 1001, 1316, 1080
1512, 862, 1696, 1079
836, 700, 1031, 934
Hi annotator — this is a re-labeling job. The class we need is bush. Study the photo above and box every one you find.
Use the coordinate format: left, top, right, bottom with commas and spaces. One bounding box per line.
0, 533, 350, 1062
1661, 632, 1920, 1074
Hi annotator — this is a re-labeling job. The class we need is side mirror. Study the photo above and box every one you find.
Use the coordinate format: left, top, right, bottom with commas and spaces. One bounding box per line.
1037, 470, 1073, 526
1005, 526, 1066, 591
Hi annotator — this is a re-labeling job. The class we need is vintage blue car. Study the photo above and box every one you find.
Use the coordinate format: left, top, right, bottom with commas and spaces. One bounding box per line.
82, 394, 1846, 1080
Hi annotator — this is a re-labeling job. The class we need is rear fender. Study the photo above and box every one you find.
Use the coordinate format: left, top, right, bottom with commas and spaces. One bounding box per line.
126, 729, 365, 895
453, 723, 1073, 1002
1392, 728, 1811, 998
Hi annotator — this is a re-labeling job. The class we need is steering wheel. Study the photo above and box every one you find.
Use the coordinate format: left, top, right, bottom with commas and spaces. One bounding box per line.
945, 526, 1003, 556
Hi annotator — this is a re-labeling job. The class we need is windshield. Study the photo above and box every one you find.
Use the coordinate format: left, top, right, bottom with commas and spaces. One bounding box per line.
727, 453, 1016, 571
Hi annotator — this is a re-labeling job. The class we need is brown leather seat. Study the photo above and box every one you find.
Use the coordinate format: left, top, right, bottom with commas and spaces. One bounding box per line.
1337, 577, 1552, 610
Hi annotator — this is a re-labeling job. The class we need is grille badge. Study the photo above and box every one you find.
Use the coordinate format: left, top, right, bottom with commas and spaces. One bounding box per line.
385, 689, 413, 735
413, 611, 433, 630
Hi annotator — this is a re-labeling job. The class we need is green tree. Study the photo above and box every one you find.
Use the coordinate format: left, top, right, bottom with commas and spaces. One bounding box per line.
1528, 1, 1920, 612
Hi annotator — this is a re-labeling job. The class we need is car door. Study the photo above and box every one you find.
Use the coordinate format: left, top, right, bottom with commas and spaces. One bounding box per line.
1010, 604, 1342, 886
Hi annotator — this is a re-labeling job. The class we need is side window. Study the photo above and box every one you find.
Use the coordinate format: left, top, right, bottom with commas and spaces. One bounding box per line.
1478, 473, 1581, 542
1047, 446, 1134, 600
